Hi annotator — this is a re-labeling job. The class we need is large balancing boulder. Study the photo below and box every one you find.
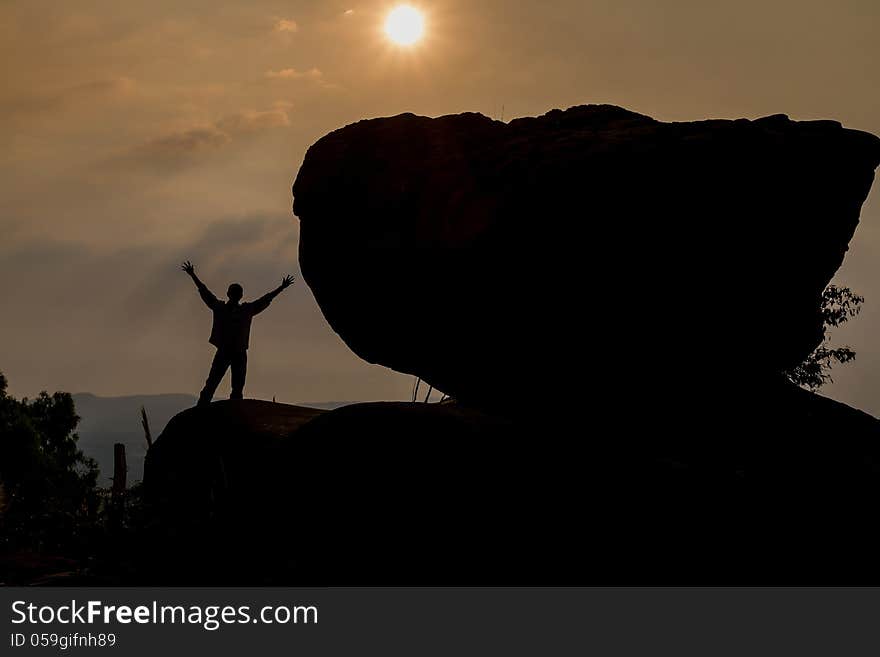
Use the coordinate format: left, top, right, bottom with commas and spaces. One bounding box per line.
293, 104, 880, 413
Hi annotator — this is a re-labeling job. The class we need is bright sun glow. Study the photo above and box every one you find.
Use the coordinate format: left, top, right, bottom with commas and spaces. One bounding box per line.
384, 5, 425, 46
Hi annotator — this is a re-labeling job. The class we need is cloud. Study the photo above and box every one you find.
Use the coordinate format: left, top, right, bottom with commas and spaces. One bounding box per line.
64, 77, 136, 99
0, 216, 289, 385
138, 126, 231, 158
0, 213, 409, 402
2, 77, 136, 118
276, 18, 298, 32
113, 106, 290, 171
0, 211, 410, 401
0, 215, 298, 346
123, 214, 300, 321
263, 68, 334, 90
264, 67, 323, 81
215, 108, 290, 133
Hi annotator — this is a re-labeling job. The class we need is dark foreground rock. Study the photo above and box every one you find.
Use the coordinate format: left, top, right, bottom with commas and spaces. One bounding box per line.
142, 105, 880, 583
292, 105, 880, 413
144, 391, 880, 584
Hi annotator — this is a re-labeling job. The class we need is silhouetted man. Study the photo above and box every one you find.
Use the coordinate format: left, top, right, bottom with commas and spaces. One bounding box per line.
182, 261, 294, 406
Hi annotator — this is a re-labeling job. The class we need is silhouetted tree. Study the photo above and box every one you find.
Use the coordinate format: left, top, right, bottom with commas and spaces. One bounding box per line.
785, 285, 864, 390
0, 372, 99, 552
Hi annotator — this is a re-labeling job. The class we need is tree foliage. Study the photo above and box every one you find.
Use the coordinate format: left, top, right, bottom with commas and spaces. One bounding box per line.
0, 373, 99, 552
785, 285, 864, 390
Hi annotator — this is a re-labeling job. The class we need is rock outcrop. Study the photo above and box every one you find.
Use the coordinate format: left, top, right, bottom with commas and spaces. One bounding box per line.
143, 392, 880, 583
293, 105, 880, 412
142, 400, 324, 583
141, 105, 880, 583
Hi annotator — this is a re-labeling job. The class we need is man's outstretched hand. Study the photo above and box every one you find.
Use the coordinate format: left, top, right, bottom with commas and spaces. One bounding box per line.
181, 260, 195, 276
281, 274, 295, 289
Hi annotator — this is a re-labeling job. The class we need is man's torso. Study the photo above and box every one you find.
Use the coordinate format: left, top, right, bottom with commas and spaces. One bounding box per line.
209, 302, 256, 351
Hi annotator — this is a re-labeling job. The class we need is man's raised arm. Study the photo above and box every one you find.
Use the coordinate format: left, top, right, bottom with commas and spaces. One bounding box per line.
181, 260, 221, 310
251, 274, 295, 314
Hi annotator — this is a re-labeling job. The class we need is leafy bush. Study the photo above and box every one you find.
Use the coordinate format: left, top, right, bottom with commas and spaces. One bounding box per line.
0, 372, 100, 553
785, 285, 864, 390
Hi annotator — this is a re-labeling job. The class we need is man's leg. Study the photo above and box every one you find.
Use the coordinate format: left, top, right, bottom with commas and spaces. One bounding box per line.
198, 349, 231, 406
229, 350, 248, 400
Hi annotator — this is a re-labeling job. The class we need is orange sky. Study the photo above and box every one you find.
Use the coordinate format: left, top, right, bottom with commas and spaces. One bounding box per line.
2, 0, 879, 409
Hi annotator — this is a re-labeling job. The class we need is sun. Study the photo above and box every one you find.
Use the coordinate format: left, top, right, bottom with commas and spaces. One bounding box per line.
384, 5, 425, 46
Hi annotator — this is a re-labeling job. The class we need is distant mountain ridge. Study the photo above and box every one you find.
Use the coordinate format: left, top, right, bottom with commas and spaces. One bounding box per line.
72, 393, 356, 482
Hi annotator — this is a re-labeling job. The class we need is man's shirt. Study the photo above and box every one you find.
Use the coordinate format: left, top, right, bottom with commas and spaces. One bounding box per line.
196, 282, 274, 351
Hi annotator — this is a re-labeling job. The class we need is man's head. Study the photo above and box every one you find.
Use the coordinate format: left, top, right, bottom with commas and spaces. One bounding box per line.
227, 283, 243, 302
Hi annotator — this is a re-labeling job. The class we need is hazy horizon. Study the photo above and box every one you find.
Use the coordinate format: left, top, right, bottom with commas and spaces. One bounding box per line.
70, 391, 383, 404
2, 1, 879, 413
